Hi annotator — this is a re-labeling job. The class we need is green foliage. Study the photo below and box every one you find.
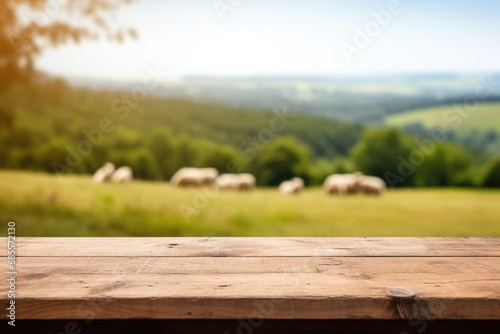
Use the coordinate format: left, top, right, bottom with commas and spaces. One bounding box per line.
251, 137, 312, 186
416, 143, 472, 187
194, 141, 242, 173
482, 156, 500, 188
147, 128, 178, 179
128, 148, 161, 180
351, 128, 415, 187
37, 139, 72, 173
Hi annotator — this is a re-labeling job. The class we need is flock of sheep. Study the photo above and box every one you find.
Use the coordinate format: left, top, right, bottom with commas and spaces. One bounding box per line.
92, 163, 386, 195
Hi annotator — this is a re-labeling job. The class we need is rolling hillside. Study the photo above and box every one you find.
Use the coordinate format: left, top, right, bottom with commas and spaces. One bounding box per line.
73, 74, 500, 124
386, 103, 500, 154
386, 102, 500, 133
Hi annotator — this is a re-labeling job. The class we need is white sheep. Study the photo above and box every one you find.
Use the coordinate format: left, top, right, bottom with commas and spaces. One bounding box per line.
279, 177, 304, 195
111, 166, 133, 183
199, 167, 219, 186
323, 173, 361, 195
237, 173, 256, 191
93, 163, 115, 183
170, 167, 203, 187
323, 172, 386, 196
170, 167, 219, 187
215, 173, 239, 190
358, 175, 386, 195
215, 173, 257, 191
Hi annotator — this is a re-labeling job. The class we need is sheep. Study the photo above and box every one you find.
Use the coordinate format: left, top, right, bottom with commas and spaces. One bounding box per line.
93, 162, 115, 183
199, 167, 219, 186
237, 173, 256, 191
215, 173, 257, 191
358, 175, 386, 195
291, 177, 304, 191
323, 173, 361, 195
170, 167, 220, 187
323, 173, 386, 196
215, 173, 239, 190
279, 177, 304, 195
111, 166, 133, 183
170, 167, 204, 187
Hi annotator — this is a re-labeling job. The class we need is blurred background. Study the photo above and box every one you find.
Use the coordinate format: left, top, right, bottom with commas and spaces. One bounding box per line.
0, 0, 499, 237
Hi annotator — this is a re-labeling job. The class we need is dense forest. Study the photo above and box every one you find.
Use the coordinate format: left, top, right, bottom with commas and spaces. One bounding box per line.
1, 78, 499, 187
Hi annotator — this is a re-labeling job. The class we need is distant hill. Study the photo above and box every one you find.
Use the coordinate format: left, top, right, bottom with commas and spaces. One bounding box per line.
69, 73, 500, 125
386, 103, 500, 154
386, 103, 500, 133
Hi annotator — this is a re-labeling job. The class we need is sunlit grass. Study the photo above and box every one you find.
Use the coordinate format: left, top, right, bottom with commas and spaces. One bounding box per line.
0, 171, 499, 237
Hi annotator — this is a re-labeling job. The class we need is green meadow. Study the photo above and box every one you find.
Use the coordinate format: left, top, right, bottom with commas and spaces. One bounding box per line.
1, 171, 499, 237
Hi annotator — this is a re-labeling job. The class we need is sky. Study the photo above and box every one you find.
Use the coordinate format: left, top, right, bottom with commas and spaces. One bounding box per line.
34, 0, 500, 81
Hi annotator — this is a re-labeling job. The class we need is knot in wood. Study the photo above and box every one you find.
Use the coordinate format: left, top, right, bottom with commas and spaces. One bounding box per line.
387, 287, 417, 303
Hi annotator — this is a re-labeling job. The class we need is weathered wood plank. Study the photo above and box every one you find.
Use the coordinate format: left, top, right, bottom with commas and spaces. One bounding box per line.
3, 237, 500, 257
3, 273, 499, 319
2, 259, 499, 319
0, 238, 498, 321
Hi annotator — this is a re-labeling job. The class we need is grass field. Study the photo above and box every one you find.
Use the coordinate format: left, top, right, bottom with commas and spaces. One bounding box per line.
386, 102, 500, 133
0, 171, 499, 237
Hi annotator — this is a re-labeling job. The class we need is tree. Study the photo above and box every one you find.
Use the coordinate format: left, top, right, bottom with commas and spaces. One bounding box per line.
194, 141, 242, 174
416, 143, 472, 187
482, 156, 500, 188
351, 128, 415, 187
36, 139, 71, 173
128, 148, 161, 180
148, 128, 177, 179
0, 0, 136, 90
251, 137, 312, 186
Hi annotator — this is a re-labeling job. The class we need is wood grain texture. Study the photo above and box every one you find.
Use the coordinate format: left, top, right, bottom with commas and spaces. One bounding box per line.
3, 237, 500, 257
0, 238, 499, 320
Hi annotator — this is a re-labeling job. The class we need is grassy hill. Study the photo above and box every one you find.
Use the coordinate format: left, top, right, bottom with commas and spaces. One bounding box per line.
386, 102, 500, 154
1, 171, 499, 237
386, 102, 500, 133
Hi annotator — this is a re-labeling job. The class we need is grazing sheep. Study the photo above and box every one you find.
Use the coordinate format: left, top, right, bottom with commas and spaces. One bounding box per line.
237, 173, 256, 191
279, 177, 304, 195
199, 167, 219, 186
215, 173, 257, 191
358, 175, 386, 195
323, 173, 361, 195
111, 166, 133, 183
170, 167, 203, 187
215, 173, 239, 190
291, 177, 304, 191
93, 163, 115, 183
170, 167, 220, 187
323, 172, 386, 196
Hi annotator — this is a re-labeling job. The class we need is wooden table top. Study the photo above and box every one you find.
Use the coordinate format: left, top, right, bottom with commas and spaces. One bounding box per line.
1, 237, 499, 320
